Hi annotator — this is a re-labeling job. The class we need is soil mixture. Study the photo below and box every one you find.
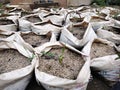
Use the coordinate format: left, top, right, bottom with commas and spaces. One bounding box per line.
21, 32, 50, 47
90, 42, 116, 59
70, 17, 84, 23
0, 49, 31, 74
103, 26, 120, 34
26, 15, 42, 23
0, 19, 14, 25
38, 47, 85, 80
21, 12, 34, 17
90, 16, 107, 22
69, 26, 86, 40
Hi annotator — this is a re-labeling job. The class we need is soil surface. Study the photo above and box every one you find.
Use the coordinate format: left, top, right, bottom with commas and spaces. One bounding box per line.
90, 16, 107, 22
70, 17, 83, 23
38, 47, 85, 80
0, 49, 30, 74
0, 19, 14, 25
21, 12, 34, 17
21, 32, 50, 47
69, 26, 86, 40
26, 15, 42, 23
90, 42, 116, 59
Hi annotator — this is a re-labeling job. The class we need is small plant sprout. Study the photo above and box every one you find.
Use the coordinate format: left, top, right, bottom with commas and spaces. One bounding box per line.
41, 51, 55, 59
115, 52, 120, 60
42, 51, 54, 56
59, 47, 65, 64
41, 51, 46, 55
29, 54, 35, 61
0, 3, 2, 8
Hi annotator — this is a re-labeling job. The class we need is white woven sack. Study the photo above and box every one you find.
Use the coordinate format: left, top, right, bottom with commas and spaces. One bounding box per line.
35, 42, 90, 90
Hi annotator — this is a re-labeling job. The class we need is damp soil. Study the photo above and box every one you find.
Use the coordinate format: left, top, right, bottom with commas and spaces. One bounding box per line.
26, 15, 42, 23
0, 49, 31, 74
38, 47, 85, 80
90, 42, 116, 59
21, 32, 50, 47
69, 26, 86, 40
0, 19, 14, 25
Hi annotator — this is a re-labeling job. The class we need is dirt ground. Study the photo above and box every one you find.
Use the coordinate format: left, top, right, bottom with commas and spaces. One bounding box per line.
26, 15, 42, 23
21, 32, 50, 47
0, 49, 30, 74
90, 42, 116, 59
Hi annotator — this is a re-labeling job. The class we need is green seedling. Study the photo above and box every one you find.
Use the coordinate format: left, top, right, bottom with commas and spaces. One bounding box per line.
115, 52, 120, 60
29, 54, 35, 61
0, 3, 2, 8
59, 47, 65, 64
41, 51, 55, 59
42, 51, 54, 57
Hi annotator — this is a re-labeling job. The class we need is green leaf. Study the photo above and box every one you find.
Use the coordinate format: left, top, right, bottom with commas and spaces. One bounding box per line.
115, 52, 120, 60
41, 51, 54, 58
29, 54, 35, 61
59, 47, 65, 64
0, 3, 2, 8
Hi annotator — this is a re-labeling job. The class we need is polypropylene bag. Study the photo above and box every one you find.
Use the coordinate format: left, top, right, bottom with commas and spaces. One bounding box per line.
35, 42, 90, 90
0, 18, 17, 32
96, 28, 120, 44
0, 33, 37, 90
82, 38, 120, 86
41, 13, 65, 26
19, 14, 41, 32
31, 20, 62, 40
60, 23, 97, 48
